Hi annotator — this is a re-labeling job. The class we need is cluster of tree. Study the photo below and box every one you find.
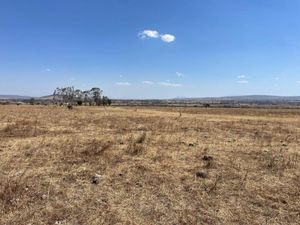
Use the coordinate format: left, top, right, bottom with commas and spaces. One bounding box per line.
53, 86, 111, 106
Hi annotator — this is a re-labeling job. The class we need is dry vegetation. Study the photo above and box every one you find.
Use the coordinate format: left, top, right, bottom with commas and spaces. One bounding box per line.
0, 105, 300, 225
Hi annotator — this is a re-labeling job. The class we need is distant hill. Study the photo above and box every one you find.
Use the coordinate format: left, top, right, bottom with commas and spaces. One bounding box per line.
0, 95, 32, 100
38, 95, 53, 100
2, 94, 300, 104
175, 95, 300, 102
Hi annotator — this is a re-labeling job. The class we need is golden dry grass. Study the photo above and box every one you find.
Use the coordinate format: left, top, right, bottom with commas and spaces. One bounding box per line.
0, 105, 300, 225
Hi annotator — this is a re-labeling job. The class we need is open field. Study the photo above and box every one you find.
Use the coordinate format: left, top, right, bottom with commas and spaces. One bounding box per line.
0, 105, 300, 225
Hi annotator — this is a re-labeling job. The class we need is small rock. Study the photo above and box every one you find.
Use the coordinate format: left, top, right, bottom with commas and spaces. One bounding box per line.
188, 143, 195, 147
15, 171, 24, 176
91, 174, 101, 184
41, 194, 47, 200
196, 172, 208, 179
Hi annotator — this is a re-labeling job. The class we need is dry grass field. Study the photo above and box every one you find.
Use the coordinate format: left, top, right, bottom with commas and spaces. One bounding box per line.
0, 105, 300, 225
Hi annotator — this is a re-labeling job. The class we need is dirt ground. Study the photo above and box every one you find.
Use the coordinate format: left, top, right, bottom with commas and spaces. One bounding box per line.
0, 105, 299, 225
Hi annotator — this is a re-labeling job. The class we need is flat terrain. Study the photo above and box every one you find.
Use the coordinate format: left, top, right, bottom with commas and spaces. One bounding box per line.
0, 105, 300, 225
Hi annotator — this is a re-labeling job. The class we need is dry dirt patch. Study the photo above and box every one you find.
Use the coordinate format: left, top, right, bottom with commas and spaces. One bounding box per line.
0, 105, 299, 224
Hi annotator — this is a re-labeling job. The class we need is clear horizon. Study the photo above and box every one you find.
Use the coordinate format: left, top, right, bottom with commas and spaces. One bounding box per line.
1, 0, 300, 98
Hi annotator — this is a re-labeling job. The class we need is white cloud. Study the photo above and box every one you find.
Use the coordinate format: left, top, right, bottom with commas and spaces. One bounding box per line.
138, 30, 176, 43
237, 80, 249, 84
237, 75, 246, 79
115, 82, 131, 86
138, 30, 159, 39
297, 81, 300, 85
160, 34, 176, 43
158, 82, 181, 87
237, 75, 248, 84
44, 68, 51, 72
142, 81, 154, 85
176, 72, 184, 77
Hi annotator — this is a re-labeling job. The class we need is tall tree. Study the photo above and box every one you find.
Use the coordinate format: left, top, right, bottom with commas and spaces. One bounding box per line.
90, 87, 103, 106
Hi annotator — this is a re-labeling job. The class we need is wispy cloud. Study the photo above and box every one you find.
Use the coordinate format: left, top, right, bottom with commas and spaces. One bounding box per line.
237, 74, 248, 84
138, 30, 176, 43
237, 75, 246, 79
158, 82, 182, 87
297, 81, 300, 85
176, 72, 184, 77
43, 68, 51, 72
160, 34, 176, 43
115, 82, 131, 86
142, 81, 154, 85
138, 30, 159, 39
237, 80, 249, 84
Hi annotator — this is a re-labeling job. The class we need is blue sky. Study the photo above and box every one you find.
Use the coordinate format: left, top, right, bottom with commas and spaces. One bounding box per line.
1, 0, 300, 98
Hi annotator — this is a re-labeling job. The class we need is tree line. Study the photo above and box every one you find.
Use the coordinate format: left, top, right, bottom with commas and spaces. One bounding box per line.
53, 86, 111, 106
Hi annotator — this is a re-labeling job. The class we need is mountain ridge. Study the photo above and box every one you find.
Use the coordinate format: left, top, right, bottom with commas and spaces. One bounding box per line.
0, 95, 32, 100
174, 95, 300, 101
